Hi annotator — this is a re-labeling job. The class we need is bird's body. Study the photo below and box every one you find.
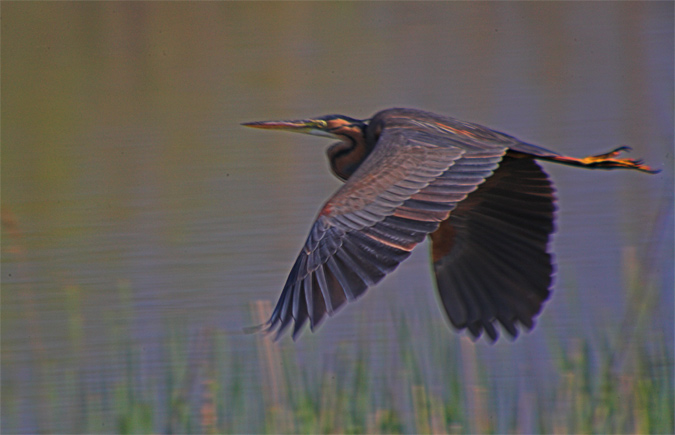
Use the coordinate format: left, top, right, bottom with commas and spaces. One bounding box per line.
243, 108, 657, 341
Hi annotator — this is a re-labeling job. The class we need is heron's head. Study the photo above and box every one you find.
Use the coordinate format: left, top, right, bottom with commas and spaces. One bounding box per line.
243, 114, 372, 181
242, 114, 367, 140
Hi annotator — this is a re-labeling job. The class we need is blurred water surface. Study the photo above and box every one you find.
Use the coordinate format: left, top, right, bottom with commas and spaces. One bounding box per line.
2, 2, 673, 433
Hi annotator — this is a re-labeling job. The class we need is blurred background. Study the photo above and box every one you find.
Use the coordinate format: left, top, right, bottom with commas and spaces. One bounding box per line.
2, 2, 673, 433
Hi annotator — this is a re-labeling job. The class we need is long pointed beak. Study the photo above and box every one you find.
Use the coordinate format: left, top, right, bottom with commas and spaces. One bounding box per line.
241, 119, 314, 132
242, 119, 337, 138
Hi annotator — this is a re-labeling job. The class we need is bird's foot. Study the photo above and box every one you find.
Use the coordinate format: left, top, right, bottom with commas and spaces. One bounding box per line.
552, 146, 660, 173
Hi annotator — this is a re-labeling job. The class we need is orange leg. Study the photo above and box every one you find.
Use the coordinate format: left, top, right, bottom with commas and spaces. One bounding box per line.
543, 146, 660, 174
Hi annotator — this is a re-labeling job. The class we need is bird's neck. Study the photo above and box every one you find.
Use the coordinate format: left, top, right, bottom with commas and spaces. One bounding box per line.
326, 129, 373, 181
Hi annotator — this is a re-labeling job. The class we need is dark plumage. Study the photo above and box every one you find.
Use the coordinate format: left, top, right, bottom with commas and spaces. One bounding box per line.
243, 108, 658, 342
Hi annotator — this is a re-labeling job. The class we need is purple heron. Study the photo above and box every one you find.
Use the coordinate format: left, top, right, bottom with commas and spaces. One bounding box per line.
243, 108, 658, 342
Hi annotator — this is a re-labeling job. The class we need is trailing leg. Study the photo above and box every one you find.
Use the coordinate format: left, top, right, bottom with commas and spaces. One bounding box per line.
533, 146, 659, 173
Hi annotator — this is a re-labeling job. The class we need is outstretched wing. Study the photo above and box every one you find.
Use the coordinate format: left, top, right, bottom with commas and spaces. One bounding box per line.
430, 153, 556, 341
265, 127, 507, 339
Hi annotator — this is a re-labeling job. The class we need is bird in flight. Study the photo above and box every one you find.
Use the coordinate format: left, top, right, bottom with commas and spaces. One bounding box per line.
243, 108, 658, 342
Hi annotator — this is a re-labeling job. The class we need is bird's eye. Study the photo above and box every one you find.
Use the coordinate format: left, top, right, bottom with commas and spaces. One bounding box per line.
315, 120, 328, 129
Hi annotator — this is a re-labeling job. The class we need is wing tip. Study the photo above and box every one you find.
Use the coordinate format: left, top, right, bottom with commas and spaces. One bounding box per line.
242, 323, 267, 335
454, 315, 540, 343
